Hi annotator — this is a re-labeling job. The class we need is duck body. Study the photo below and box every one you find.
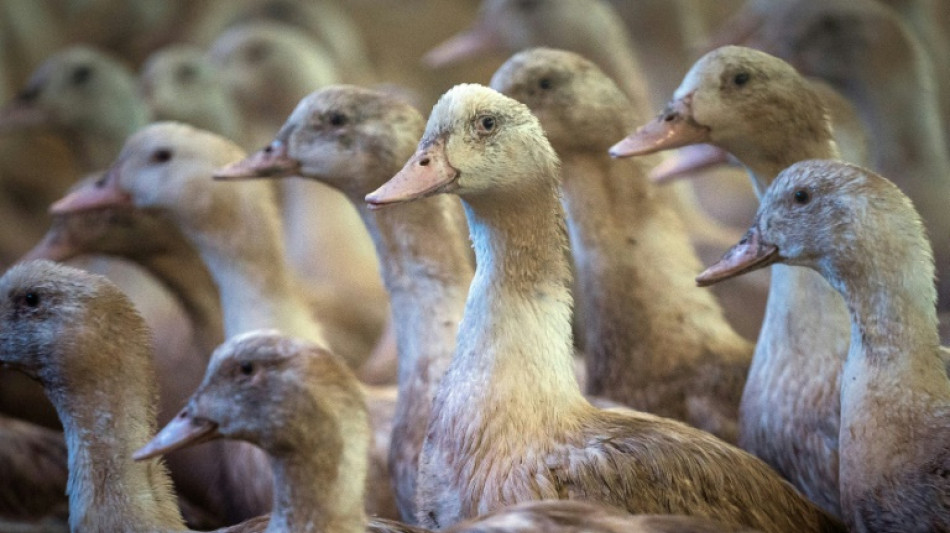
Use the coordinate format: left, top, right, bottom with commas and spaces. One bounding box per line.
368, 83, 842, 532
215, 85, 474, 523
491, 48, 751, 443
611, 45, 856, 517
698, 159, 950, 532
0, 261, 187, 533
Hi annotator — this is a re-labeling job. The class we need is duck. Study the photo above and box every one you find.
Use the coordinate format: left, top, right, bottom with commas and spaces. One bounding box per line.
135, 330, 766, 533
0, 413, 68, 532
214, 84, 473, 523
139, 44, 242, 140
208, 21, 389, 363
365, 83, 843, 532
489, 48, 751, 443
0, 45, 148, 172
422, 0, 766, 338
21, 198, 282, 528
696, 159, 950, 532
719, 0, 950, 317
0, 260, 191, 533
609, 45, 859, 518
48, 122, 398, 518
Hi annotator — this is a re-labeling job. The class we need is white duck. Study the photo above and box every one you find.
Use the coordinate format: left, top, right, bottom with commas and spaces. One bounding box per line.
215, 85, 473, 523
49, 122, 398, 518
366, 83, 843, 532
490, 48, 751, 443
423, 0, 765, 336
697, 159, 950, 532
610, 45, 854, 517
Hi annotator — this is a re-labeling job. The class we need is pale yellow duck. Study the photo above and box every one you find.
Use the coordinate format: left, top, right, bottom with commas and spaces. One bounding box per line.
48, 123, 398, 518
214, 85, 472, 523
490, 48, 751, 443
610, 45, 854, 518
137, 330, 764, 533
366, 83, 843, 532
0, 260, 262, 533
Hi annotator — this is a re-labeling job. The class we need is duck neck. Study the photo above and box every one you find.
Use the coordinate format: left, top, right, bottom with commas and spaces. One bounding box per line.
137, 237, 224, 355
442, 176, 585, 427
732, 127, 839, 198
48, 340, 184, 532
559, 151, 742, 398
843, 59, 950, 180
829, 244, 950, 510
354, 196, 473, 387
266, 446, 365, 533
185, 188, 326, 346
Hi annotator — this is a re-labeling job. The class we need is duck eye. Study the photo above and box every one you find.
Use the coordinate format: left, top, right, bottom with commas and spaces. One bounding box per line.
17, 85, 41, 102
329, 112, 347, 127
176, 64, 198, 84
71, 65, 93, 86
476, 115, 497, 135
793, 189, 811, 204
23, 292, 40, 307
150, 149, 173, 164
239, 361, 254, 375
733, 71, 750, 87
538, 78, 552, 90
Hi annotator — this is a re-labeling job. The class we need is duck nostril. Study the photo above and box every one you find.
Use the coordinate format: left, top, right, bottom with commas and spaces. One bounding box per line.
663, 113, 677, 123
419, 157, 431, 167
178, 410, 188, 419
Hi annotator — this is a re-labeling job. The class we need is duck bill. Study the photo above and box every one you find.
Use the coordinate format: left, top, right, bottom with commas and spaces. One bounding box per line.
0, 100, 49, 132
20, 219, 77, 263
365, 140, 459, 209
133, 409, 220, 461
649, 144, 732, 183
213, 141, 300, 180
49, 167, 132, 215
423, 25, 502, 68
696, 227, 779, 286
609, 96, 710, 158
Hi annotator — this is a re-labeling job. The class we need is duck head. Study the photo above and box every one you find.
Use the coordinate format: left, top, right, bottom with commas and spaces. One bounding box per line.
0, 46, 147, 138
365, 83, 557, 207
697, 159, 929, 290
134, 330, 365, 460
49, 122, 254, 229
609, 46, 828, 161
490, 47, 633, 152
215, 85, 425, 197
0, 260, 147, 388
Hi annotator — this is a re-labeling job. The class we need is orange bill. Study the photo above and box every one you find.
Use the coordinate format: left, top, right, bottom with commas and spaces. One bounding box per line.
649, 144, 732, 183
423, 25, 501, 68
365, 140, 458, 209
696, 226, 779, 287
133, 408, 219, 461
214, 141, 300, 180
49, 167, 132, 215
609, 96, 710, 158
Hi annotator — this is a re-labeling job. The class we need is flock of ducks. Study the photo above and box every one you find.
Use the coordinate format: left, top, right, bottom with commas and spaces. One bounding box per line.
0, 1, 948, 532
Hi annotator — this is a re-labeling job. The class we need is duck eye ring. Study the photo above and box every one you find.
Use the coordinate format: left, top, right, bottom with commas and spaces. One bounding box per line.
793, 189, 811, 204
476, 115, 497, 135
733, 71, 750, 86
